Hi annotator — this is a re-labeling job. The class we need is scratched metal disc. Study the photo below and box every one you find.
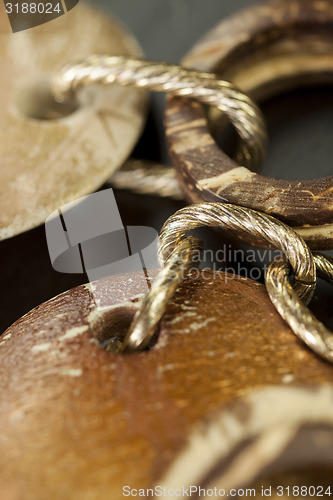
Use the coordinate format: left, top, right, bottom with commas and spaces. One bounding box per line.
0, 2, 147, 240
0, 270, 333, 499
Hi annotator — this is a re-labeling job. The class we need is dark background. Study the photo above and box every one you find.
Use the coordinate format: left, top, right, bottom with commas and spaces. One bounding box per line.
0, 0, 332, 333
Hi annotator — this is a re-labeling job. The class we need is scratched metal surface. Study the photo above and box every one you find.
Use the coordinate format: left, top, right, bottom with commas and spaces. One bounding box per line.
0, 0, 332, 333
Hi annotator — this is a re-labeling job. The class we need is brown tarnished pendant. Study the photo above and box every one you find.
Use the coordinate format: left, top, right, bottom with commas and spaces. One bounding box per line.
0, 270, 332, 499
165, 0, 333, 250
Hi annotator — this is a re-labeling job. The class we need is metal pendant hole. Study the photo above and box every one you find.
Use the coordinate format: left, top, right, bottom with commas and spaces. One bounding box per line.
93, 305, 160, 354
94, 306, 137, 353
94, 306, 159, 353
15, 80, 79, 121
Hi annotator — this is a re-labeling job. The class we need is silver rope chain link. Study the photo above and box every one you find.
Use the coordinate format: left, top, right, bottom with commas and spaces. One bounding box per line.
52, 55, 333, 362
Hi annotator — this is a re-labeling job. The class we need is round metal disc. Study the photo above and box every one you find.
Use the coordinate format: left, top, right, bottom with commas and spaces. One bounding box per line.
0, 270, 332, 498
0, 2, 147, 240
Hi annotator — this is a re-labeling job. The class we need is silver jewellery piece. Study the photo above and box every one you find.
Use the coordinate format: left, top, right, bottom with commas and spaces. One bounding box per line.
157, 202, 333, 362
266, 255, 333, 363
313, 253, 333, 283
52, 55, 267, 170
158, 202, 316, 303
120, 200, 333, 360
122, 236, 203, 353
51, 54, 333, 362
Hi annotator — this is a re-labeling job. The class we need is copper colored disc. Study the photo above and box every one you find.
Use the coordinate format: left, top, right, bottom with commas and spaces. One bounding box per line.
0, 270, 332, 499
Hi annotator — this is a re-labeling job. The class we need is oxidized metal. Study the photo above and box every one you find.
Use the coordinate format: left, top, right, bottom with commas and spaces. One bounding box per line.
1, 269, 333, 499
165, 0, 333, 249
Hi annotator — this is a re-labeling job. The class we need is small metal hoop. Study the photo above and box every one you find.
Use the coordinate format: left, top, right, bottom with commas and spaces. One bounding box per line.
52, 55, 267, 172
158, 202, 317, 303
121, 201, 331, 360
122, 236, 203, 352
165, 0, 333, 250
156, 202, 333, 362
266, 254, 333, 363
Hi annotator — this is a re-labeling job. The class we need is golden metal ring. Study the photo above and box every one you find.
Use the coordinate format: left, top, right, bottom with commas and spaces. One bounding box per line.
266, 254, 333, 363
158, 202, 316, 302
52, 55, 267, 172
122, 236, 203, 352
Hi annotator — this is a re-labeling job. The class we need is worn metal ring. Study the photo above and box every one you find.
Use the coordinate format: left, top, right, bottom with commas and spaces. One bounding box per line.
122, 235, 203, 352
165, 0, 333, 250
52, 55, 267, 173
158, 202, 317, 303
266, 254, 333, 363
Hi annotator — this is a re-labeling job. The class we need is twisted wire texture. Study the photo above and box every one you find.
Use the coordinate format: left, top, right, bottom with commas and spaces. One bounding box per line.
158, 202, 316, 302
108, 160, 184, 200
313, 252, 333, 283
52, 55, 267, 169
266, 255, 333, 364
122, 236, 203, 353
